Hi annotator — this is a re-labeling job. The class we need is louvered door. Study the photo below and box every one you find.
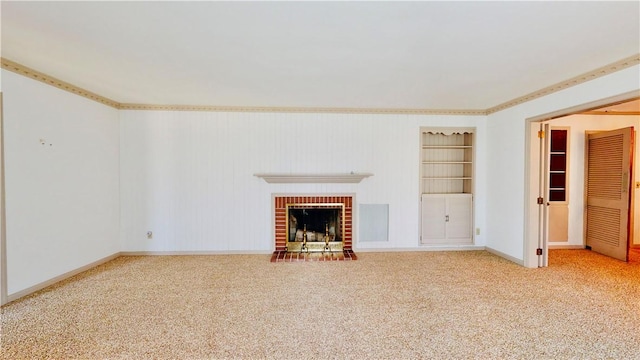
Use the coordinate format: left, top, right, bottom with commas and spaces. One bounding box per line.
586, 127, 633, 261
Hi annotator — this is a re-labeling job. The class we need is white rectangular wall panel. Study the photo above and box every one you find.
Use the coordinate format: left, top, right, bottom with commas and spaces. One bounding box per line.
359, 204, 389, 242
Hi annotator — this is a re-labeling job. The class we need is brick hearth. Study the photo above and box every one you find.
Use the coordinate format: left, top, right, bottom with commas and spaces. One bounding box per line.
270, 250, 358, 262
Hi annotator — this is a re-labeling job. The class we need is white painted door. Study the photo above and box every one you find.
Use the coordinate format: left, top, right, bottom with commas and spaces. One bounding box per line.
539, 123, 551, 267
0, 93, 5, 305
586, 127, 633, 262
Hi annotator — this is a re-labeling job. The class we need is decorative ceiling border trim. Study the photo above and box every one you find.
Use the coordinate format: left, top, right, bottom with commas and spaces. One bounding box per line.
1, 58, 120, 109
0, 57, 485, 115
486, 53, 640, 115
2, 54, 639, 116
118, 103, 485, 116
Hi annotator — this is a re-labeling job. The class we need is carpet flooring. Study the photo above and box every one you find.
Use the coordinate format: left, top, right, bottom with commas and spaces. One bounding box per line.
1, 249, 639, 359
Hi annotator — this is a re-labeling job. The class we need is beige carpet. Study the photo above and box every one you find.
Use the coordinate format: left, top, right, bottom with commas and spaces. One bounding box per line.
2, 249, 639, 359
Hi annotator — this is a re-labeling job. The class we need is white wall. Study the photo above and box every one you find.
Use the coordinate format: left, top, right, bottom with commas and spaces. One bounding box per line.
2, 70, 120, 295
2, 61, 636, 299
548, 114, 640, 247
486, 65, 640, 267
119, 111, 487, 252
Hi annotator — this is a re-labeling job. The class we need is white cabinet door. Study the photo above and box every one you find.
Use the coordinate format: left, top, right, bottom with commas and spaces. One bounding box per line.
446, 194, 473, 241
421, 194, 473, 244
421, 195, 447, 242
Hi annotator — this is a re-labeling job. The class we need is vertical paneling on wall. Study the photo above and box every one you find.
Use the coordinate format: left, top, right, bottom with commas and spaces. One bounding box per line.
120, 110, 482, 251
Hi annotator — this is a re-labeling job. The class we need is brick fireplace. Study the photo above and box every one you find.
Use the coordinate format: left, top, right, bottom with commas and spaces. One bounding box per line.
272, 195, 355, 261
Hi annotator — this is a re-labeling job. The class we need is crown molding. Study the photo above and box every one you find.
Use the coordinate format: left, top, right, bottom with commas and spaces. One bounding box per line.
118, 103, 486, 116
0, 57, 485, 115
3, 54, 639, 116
486, 53, 640, 115
1, 58, 120, 109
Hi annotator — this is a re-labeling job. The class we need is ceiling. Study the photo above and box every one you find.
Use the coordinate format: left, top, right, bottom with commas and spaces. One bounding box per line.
1, 1, 639, 111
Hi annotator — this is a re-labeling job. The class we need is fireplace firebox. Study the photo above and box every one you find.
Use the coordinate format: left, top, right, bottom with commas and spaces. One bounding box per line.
286, 203, 344, 253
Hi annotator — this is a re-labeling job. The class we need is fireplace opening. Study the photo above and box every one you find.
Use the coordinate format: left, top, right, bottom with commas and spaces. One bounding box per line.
286, 203, 344, 253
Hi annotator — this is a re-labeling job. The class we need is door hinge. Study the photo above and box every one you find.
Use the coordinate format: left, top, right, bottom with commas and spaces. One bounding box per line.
537, 197, 544, 205
536, 248, 543, 256
538, 130, 545, 138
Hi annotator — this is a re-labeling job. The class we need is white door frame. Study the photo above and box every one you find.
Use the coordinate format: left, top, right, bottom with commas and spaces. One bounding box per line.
523, 91, 640, 268
0, 92, 6, 305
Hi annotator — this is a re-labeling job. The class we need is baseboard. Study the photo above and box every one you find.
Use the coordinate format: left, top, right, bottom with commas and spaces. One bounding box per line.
548, 244, 585, 250
5, 252, 121, 305
355, 245, 485, 252
2, 250, 283, 305
120, 250, 273, 256
485, 246, 524, 266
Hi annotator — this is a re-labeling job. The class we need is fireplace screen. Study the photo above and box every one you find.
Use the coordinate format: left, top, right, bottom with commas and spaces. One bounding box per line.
286, 203, 344, 252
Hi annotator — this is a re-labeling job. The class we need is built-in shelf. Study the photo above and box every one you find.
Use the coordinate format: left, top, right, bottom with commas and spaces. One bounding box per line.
420, 130, 474, 194
254, 173, 373, 184
420, 128, 475, 246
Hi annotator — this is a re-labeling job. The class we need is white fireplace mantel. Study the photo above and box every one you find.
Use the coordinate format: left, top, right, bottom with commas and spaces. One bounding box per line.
254, 173, 373, 184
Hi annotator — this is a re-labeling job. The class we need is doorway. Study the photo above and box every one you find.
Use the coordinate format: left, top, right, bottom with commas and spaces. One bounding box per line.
527, 96, 640, 267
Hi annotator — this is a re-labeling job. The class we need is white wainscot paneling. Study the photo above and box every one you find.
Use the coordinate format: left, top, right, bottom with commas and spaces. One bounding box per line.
119, 111, 485, 252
